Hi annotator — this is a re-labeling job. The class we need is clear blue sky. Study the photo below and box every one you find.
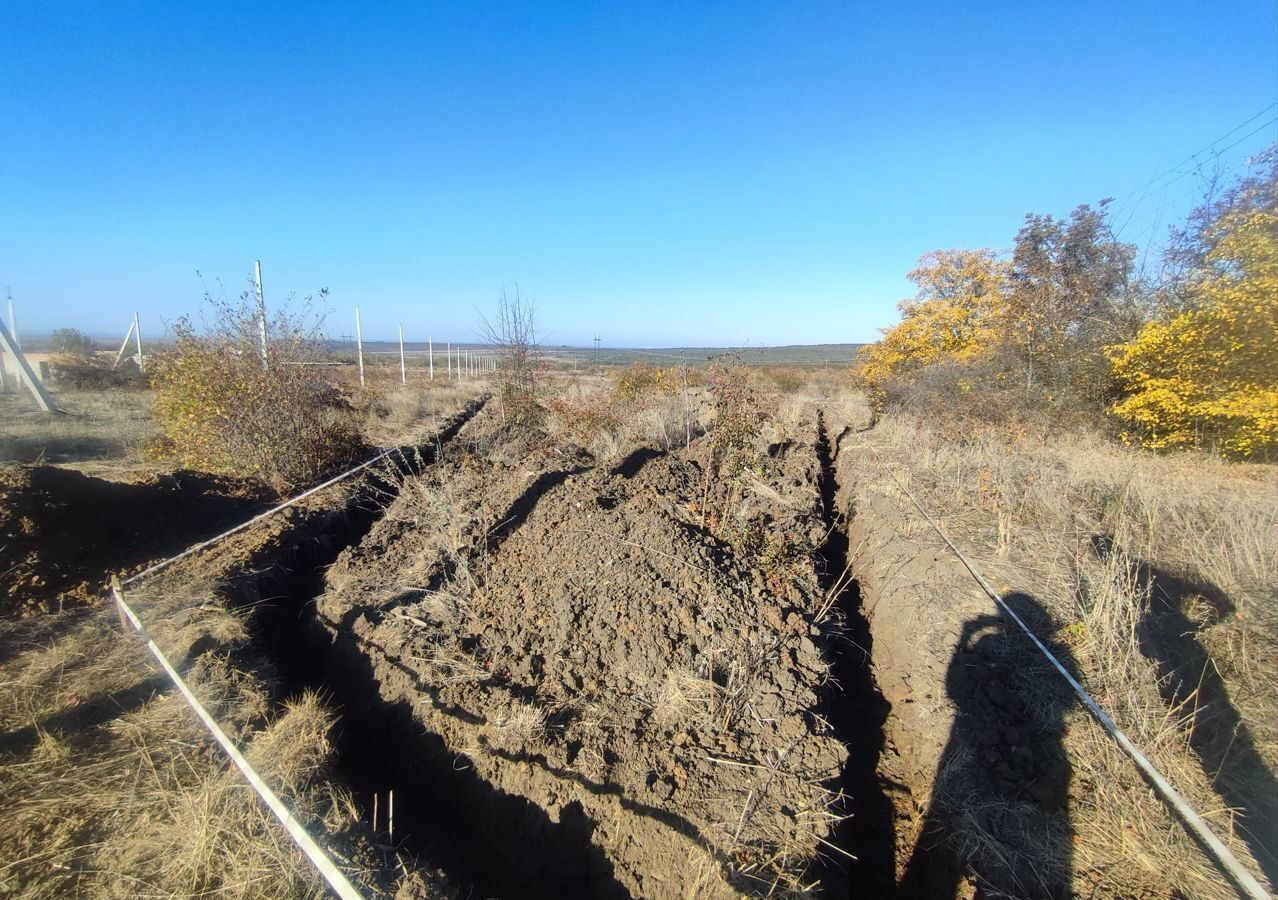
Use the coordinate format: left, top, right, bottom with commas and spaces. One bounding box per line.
2, 1, 1274, 347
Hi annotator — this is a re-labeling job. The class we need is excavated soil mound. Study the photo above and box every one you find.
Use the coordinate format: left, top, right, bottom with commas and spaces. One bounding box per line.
314, 406, 850, 897
0, 465, 268, 616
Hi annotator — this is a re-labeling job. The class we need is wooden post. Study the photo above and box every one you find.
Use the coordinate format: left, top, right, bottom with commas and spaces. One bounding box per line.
111, 575, 131, 631
0, 319, 55, 411
113, 318, 137, 369
398, 324, 406, 385
254, 260, 268, 369
428, 336, 434, 381
133, 313, 144, 372
354, 306, 365, 387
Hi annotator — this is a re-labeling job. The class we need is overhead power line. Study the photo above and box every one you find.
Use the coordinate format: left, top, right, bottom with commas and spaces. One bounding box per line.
1112, 103, 1276, 212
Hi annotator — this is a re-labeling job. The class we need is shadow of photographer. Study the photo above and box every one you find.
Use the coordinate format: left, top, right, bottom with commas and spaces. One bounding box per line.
901, 592, 1076, 899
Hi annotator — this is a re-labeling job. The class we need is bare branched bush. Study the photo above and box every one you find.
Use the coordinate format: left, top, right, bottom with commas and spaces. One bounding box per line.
480, 288, 543, 426
698, 355, 766, 533
49, 354, 145, 390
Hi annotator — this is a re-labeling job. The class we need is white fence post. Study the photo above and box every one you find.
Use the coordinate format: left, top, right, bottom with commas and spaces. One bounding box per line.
133, 313, 144, 372
398, 324, 406, 385
428, 336, 434, 381
0, 319, 55, 411
254, 260, 268, 370
354, 307, 365, 387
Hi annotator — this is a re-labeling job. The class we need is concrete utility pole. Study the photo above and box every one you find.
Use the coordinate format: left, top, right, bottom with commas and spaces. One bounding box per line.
7, 289, 18, 349
398, 324, 406, 385
355, 306, 365, 387
0, 289, 12, 393
428, 336, 434, 380
447, 342, 452, 380
254, 260, 268, 369
133, 313, 144, 372
112, 318, 137, 369
0, 318, 55, 411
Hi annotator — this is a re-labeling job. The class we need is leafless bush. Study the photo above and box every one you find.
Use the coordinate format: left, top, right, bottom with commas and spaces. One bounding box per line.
480, 288, 542, 425
49, 354, 145, 390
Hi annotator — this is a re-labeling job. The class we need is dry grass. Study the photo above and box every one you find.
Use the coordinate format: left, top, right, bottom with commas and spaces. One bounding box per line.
357, 376, 478, 448
653, 667, 718, 727
865, 407, 1278, 895
0, 574, 373, 898
542, 373, 708, 461
480, 699, 546, 752
0, 387, 160, 467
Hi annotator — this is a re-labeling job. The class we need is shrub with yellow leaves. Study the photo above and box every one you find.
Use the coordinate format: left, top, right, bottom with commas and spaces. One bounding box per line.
1109, 162, 1277, 459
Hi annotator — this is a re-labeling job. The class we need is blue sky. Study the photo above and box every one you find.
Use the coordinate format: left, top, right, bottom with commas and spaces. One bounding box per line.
2, 2, 1274, 347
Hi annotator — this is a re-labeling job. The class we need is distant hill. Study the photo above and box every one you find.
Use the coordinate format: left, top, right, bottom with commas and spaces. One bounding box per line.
545, 343, 867, 367
349, 341, 866, 367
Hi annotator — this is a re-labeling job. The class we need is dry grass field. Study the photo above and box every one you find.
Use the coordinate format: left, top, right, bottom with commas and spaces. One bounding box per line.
0, 363, 1274, 898
842, 408, 1277, 897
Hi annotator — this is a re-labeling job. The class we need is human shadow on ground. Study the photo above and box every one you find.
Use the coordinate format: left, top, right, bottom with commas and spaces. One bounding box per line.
1092, 535, 1278, 886
900, 593, 1076, 899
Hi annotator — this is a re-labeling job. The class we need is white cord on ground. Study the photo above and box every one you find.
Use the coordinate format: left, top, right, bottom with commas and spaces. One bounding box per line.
856, 438, 1273, 900
112, 581, 364, 900
121, 447, 400, 587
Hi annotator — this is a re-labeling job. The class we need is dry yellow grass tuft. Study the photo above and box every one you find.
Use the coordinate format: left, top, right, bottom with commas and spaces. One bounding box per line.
0, 580, 371, 898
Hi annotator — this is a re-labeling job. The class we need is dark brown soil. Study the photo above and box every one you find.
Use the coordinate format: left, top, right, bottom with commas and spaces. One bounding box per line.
310, 405, 852, 897
0, 465, 269, 616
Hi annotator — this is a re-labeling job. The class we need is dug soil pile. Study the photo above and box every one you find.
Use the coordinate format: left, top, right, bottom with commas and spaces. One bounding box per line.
0, 465, 269, 616
312, 404, 854, 897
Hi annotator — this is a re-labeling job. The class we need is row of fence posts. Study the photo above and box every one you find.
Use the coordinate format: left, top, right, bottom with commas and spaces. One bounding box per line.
0, 262, 502, 411
351, 303, 495, 388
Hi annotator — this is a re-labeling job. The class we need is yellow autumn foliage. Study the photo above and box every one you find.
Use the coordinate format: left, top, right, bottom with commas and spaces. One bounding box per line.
1108, 203, 1278, 458
858, 248, 1008, 394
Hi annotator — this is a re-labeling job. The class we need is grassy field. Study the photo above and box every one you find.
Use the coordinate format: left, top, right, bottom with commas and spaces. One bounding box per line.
1, 361, 1274, 897
852, 408, 1278, 895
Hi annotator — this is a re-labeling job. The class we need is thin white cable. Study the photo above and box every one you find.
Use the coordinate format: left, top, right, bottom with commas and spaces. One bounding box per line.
121, 447, 399, 587
857, 439, 1273, 900
112, 583, 364, 900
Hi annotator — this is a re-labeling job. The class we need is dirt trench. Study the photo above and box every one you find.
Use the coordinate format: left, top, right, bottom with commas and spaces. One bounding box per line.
211, 402, 905, 898
809, 412, 897, 896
